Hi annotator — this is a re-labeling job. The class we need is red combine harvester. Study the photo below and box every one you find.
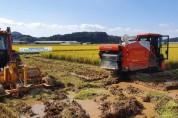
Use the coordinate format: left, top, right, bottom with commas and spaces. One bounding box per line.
99, 33, 169, 74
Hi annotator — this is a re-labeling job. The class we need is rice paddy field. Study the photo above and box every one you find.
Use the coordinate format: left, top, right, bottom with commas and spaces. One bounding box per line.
12, 44, 99, 51
3, 44, 178, 118
12, 44, 178, 68
13, 44, 100, 65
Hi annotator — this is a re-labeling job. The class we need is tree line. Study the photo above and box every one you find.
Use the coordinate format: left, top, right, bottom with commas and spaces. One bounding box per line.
12, 31, 121, 44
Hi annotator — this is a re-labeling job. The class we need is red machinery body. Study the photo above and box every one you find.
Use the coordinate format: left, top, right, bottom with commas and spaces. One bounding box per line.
99, 33, 169, 72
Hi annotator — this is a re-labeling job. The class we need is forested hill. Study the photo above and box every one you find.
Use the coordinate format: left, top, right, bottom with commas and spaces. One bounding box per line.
12, 31, 121, 44
169, 37, 178, 42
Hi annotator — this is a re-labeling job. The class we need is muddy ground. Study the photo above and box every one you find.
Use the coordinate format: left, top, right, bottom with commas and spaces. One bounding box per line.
1, 54, 178, 118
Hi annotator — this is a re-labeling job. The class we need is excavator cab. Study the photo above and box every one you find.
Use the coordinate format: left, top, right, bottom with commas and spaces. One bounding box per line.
0, 33, 9, 68
0, 28, 12, 68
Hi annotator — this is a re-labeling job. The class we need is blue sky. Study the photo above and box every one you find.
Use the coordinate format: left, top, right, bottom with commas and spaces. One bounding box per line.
0, 0, 178, 37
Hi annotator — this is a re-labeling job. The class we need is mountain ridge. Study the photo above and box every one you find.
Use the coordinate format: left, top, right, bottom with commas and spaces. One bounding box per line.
11, 31, 178, 44
12, 31, 121, 44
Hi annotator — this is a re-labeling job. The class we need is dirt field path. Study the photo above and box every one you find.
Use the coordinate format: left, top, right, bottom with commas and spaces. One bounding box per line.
22, 54, 178, 117
1, 54, 177, 118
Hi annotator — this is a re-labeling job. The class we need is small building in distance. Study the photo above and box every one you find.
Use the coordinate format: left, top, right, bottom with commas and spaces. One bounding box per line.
83, 42, 93, 44
34, 41, 81, 44
13, 40, 28, 44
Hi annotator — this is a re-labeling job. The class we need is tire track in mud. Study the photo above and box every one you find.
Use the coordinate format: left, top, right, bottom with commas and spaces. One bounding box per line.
21, 54, 109, 81
19, 54, 106, 117
20, 54, 152, 117
19, 54, 178, 118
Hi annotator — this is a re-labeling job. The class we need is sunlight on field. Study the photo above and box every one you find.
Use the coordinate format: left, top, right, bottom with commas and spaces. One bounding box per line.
13, 44, 100, 65
12, 44, 99, 51
168, 44, 178, 61
12, 44, 178, 65
41, 50, 100, 65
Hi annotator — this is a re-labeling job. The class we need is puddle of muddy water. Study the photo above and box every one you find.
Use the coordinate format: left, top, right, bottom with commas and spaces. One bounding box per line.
31, 103, 45, 117
76, 99, 101, 118
67, 95, 102, 118
164, 81, 173, 84
21, 102, 45, 118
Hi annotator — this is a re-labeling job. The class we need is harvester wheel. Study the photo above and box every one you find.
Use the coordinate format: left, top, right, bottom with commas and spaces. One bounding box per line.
42, 76, 54, 86
0, 84, 5, 95
158, 54, 166, 71
160, 61, 166, 71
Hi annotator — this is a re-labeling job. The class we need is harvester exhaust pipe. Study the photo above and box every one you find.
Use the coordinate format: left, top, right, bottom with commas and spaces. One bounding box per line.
6, 27, 11, 34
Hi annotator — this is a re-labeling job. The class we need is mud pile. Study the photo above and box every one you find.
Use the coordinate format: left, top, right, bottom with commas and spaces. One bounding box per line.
42, 99, 89, 118
94, 86, 144, 118
103, 78, 119, 86
108, 86, 123, 96
71, 68, 109, 82
43, 100, 65, 118
124, 85, 144, 95
61, 100, 90, 118
40, 90, 89, 118
134, 80, 178, 91
100, 97, 143, 118
53, 90, 68, 100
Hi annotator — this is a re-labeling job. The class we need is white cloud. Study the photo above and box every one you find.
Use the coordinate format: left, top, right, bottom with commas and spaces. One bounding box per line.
0, 17, 108, 36
0, 17, 177, 37
158, 23, 178, 37
67, 24, 106, 31
108, 27, 145, 36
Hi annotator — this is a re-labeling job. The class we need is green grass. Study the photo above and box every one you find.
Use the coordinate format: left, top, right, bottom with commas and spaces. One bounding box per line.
135, 68, 178, 82
166, 60, 178, 70
158, 100, 178, 118
148, 91, 178, 118
152, 69, 178, 79
75, 89, 98, 100
148, 91, 167, 100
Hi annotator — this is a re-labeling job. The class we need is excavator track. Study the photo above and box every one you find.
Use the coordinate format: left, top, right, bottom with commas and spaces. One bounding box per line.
0, 84, 5, 96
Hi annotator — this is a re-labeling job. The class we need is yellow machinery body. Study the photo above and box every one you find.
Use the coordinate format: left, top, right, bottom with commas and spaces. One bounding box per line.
0, 27, 53, 97
0, 62, 46, 96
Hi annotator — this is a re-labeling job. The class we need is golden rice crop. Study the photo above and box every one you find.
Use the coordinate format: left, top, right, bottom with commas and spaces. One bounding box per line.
13, 44, 178, 68
12, 44, 99, 51
165, 44, 178, 69
41, 50, 100, 65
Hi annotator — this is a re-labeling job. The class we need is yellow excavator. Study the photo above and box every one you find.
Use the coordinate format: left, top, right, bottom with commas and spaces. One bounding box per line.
0, 27, 53, 97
